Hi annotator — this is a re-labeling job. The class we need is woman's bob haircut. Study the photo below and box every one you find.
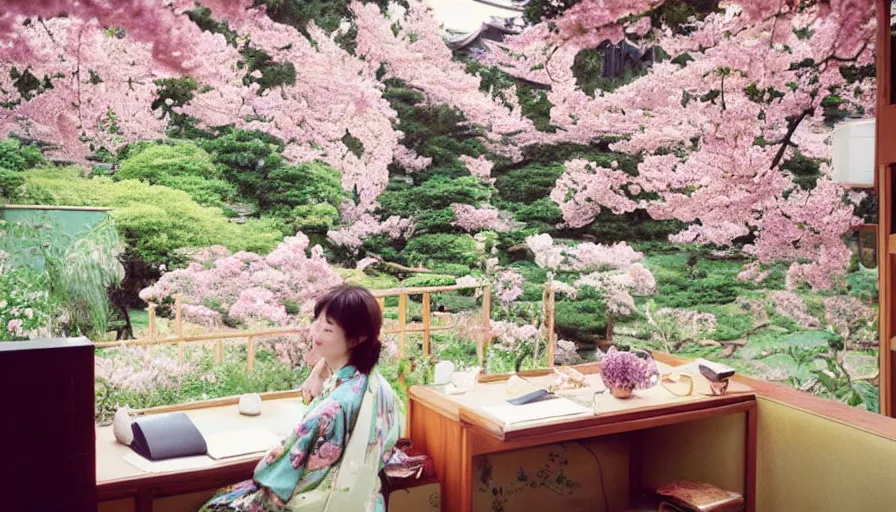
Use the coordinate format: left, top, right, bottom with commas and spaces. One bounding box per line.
313, 285, 383, 375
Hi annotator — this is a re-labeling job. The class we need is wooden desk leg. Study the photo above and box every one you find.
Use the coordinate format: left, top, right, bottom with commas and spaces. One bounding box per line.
408, 399, 471, 512
628, 429, 643, 508
745, 404, 757, 512
136, 488, 153, 512
458, 429, 473, 512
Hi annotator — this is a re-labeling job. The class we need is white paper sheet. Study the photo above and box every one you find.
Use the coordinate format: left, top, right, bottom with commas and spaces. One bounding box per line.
122, 451, 216, 473
268, 402, 309, 438
481, 397, 593, 426
205, 427, 280, 460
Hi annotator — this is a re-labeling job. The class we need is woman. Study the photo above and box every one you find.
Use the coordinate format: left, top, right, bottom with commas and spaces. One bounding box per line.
200, 285, 400, 512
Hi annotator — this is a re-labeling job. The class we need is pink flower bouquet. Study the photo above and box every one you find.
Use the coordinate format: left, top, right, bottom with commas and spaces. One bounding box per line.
600, 347, 659, 398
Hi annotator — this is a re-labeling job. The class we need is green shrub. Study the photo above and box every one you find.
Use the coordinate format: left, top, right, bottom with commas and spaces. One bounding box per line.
115, 143, 235, 207
19, 168, 282, 267
517, 86, 554, 131
402, 233, 480, 267
413, 207, 457, 233
401, 274, 457, 288
263, 162, 344, 213
117, 142, 220, 182
435, 293, 480, 312
520, 282, 544, 302
115, 140, 157, 161
383, 80, 487, 171
781, 152, 821, 190
292, 203, 340, 234
199, 130, 284, 194
496, 164, 564, 203
428, 262, 474, 276
554, 299, 609, 341
354, 235, 402, 264
507, 199, 563, 227
654, 275, 744, 308
587, 214, 685, 243
0, 138, 43, 171
0, 144, 27, 171
699, 305, 756, 341
847, 269, 878, 304
0, 169, 25, 199
509, 260, 548, 284
378, 176, 491, 217
339, 269, 400, 290
200, 131, 344, 217
156, 174, 237, 209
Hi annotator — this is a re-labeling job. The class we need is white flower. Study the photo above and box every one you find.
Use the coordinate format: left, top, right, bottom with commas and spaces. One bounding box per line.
456, 275, 479, 287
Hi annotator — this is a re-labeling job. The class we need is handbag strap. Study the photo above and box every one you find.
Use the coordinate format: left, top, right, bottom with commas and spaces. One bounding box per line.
322, 373, 379, 511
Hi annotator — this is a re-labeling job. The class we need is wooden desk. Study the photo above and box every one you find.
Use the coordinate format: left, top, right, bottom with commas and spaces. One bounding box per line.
408, 364, 757, 512
96, 397, 306, 512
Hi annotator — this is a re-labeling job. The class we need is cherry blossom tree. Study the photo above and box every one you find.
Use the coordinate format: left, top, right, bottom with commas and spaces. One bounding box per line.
327, 208, 415, 254
526, 233, 656, 337
451, 204, 521, 233
0, 0, 212, 73
1, 0, 879, 289
770, 291, 821, 329
351, 0, 537, 160
492, 1, 876, 289
139, 233, 343, 327
0, 18, 172, 161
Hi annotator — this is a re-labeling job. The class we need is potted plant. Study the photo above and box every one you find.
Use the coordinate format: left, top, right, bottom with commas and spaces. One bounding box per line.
599, 347, 659, 398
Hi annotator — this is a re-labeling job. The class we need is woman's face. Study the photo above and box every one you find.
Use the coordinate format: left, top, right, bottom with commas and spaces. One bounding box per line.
311, 313, 351, 362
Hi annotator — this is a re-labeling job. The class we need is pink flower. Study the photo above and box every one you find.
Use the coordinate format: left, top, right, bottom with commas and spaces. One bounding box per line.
316, 401, 343, 433
493, 269, 525, 305
459, 155, 495, 182
139, 235, 342, 327
600, 347, 658, 391
451, 204, 520, 233
770, 292, 820, 329
7, 319, 23, 335
307, 442, 343, 471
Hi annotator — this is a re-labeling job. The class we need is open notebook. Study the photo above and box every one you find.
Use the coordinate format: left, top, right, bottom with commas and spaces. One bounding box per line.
482, 397, 593, 426
204, 426, 281, 460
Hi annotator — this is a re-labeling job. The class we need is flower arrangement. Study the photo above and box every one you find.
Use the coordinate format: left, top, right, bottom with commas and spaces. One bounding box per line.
599, 347, 659, 399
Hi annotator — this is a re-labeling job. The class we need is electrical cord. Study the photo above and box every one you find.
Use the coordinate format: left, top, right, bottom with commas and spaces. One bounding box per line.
577, 440, 611, 512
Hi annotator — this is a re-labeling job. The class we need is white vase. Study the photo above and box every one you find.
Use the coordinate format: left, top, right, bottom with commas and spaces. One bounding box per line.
112, 407, 134, 446
239, 393, 263, 416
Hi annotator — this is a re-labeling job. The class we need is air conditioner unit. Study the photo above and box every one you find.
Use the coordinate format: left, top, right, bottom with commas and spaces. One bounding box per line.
831, 118, 875, 187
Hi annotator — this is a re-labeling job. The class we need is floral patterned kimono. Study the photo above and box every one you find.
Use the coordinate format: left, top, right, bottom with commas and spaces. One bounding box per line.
200, 364, 400, 512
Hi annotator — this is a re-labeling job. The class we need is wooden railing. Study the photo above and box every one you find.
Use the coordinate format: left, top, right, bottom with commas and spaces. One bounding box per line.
95, 282, 560, 369
94, 295, 304, 374
96, 283, 559, 415
370, 283, 488, 358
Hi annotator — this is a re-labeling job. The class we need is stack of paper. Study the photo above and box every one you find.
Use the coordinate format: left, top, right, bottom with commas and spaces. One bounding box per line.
204, 427, 281, 460
482, 397, 593, 426
123, 452, 215, 473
